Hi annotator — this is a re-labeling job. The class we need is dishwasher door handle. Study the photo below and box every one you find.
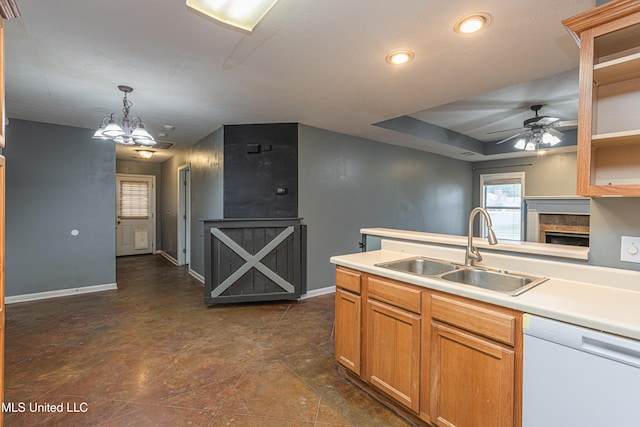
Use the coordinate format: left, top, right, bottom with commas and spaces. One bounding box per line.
582, 336, 640, 369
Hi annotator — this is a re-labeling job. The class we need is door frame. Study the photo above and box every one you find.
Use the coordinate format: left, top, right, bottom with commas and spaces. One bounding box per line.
115, 173, 156, 255
177, 163, 191, 266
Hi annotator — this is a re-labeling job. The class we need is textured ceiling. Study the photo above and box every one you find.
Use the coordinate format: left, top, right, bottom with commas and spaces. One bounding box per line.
4, 0, 594, 162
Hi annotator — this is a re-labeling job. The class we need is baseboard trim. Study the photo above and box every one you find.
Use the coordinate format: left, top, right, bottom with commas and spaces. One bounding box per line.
159, 251, 178, 266
189, 269, 205, 283
300, 285, 335, 300
6, 283, 119, 304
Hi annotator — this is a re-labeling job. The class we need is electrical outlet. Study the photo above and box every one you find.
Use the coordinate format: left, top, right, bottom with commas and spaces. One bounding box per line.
620, 236, 640, 263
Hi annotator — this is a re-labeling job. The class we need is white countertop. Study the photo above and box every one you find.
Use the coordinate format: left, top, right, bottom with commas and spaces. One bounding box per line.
331, 244, 640, 341
361, 228, 590, 260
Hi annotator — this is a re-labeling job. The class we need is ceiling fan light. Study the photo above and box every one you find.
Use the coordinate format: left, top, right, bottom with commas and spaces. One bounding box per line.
525, 141, 536, 151
514, 138, 526, 150
542, 132, 561, 146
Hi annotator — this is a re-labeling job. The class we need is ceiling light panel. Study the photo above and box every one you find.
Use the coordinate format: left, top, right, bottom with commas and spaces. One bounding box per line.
186, 0, 280, 33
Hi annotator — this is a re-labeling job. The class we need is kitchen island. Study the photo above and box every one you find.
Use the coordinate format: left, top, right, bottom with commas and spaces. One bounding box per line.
330, 228, 640, 427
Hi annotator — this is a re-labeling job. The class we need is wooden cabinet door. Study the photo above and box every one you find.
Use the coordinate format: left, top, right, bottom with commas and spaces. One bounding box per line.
335, 288, 361, 375
366, 299, 420, 413
430, 322, 515, 427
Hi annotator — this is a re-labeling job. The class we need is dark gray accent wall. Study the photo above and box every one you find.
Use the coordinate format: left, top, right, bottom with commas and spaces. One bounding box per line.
116, 159, 163, 249
298, 125, 473, 291
160, 128, 224, 275
223, 123, 298, 218
4, 119, 116, 296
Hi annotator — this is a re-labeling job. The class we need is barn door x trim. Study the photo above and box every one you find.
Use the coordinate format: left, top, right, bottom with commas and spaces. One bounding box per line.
203, 218, 305, 305
209, 226, 295, 298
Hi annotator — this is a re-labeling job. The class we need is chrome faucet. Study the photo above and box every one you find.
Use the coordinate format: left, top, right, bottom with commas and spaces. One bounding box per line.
465, 207, 498, 267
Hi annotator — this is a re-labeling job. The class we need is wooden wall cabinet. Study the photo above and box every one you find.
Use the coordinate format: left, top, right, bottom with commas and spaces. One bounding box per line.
563, 0, 640, 196
334, 267, 362, 375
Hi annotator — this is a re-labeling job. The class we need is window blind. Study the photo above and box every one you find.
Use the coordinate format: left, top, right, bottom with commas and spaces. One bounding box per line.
120, 181, 149, 219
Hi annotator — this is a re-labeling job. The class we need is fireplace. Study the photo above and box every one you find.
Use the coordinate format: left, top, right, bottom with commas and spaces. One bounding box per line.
523, 197, 590, 246
545, 231, 589, 247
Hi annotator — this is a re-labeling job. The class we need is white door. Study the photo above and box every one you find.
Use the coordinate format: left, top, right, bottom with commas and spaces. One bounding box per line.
116, 174, 155, 256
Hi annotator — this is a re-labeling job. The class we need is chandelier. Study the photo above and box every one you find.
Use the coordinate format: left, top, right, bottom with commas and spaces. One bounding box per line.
93, 85, 155, 146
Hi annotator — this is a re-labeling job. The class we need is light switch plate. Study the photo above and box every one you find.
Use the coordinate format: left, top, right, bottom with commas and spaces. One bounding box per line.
620, 236, 640, 263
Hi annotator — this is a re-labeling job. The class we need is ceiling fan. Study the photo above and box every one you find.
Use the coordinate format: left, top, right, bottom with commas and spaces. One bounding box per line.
493, 105, 578, 150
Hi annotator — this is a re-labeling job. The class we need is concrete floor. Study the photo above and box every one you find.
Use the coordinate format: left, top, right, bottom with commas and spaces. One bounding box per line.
4, 254, 410, 426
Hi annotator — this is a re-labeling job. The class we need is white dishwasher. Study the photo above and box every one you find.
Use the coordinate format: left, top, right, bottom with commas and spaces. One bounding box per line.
523, 314, 640, 427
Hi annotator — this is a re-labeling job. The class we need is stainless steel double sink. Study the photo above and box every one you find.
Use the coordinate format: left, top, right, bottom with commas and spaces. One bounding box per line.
375, 256, 548, 296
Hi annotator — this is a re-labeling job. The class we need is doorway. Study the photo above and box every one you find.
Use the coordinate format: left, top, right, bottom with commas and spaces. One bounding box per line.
116, 174, 156, 256
177, 164, 191, 266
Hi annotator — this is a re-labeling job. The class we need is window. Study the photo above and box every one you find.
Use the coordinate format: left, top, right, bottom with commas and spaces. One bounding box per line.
480, 172, 524, 241
119, 180, 150, 219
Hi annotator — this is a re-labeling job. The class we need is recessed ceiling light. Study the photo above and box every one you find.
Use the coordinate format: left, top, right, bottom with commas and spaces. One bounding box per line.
163, 125, 175, 131
454, 13, 491, 34
158, 132, 168, 138
385, 50, 414, 65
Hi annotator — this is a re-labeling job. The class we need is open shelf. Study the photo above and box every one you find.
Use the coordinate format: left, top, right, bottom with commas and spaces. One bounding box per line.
592, 143, 640, 186
592, 129, 640, 146
594, 52, 640, 85
565, 3, 640, 197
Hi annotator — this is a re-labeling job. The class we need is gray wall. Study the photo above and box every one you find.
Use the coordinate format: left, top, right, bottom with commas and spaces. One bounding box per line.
116, 159, 163, 249
298, 125, 473, 290
160, 128, 224, 275
4, 119, 116, 296
590, 199, 640, 272
471, 151, 578, 206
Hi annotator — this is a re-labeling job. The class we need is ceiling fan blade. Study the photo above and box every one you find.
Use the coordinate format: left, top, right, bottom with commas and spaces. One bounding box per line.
546, 127, 564, 138
553, 119, 578, 128
486, 127, 525, 135
496, 131, 527, 145
536, 117, 560, 126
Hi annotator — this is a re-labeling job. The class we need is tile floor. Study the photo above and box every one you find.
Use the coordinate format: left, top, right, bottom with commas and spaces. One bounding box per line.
4, 255, 410, 426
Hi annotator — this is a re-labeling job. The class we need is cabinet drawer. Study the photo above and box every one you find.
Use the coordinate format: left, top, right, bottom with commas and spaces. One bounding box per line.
367, 276, 421, 314
336, 267, 361, 294
431, 293, 516, 346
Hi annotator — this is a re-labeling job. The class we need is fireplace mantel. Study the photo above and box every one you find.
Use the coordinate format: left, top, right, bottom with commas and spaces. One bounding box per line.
523, 197, 590, 243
